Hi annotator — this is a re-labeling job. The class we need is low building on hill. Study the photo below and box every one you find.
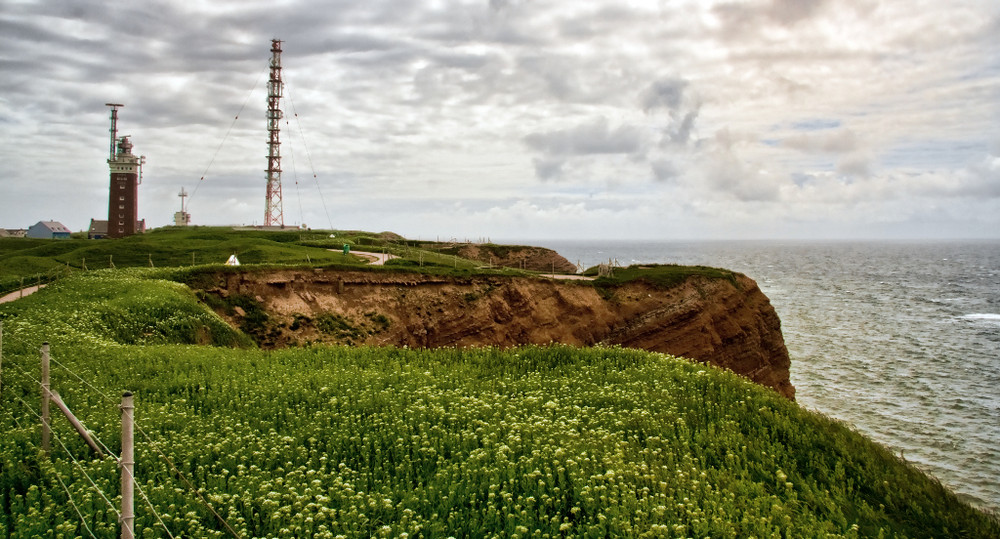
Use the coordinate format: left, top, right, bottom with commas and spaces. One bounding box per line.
88, 219, 109, 239
26, 221, 71, 239
87, 218, 144, 239
2, 229, 26, 238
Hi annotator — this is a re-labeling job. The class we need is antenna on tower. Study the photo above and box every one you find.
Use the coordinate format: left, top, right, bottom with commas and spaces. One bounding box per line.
264, 39, 285, 227
105, 103, 124, 159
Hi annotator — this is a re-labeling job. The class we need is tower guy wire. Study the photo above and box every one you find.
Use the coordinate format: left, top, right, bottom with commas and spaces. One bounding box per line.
188, 59, 268, 208
285, 81, 335, 231
285, 116, 306, 226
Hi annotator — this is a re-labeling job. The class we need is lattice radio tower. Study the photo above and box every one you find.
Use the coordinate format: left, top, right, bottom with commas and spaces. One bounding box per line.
264, 39, 285, 227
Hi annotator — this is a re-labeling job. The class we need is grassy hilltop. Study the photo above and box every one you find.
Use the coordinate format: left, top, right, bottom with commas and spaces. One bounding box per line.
0, 229, 997, 537
0, 227, 494, 296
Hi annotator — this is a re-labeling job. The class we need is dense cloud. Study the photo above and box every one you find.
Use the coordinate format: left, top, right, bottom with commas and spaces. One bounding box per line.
640, 78, 689, 112
0, 0, 998, 239
524, 117, 644, 157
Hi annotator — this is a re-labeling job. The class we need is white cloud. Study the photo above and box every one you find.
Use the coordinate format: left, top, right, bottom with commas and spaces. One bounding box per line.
0, 0, 997, 240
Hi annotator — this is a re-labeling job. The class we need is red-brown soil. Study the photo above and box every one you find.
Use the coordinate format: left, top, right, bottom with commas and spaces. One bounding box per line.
198, 269, 794, 399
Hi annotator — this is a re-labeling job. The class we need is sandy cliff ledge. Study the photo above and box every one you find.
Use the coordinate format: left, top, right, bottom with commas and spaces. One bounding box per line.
198, 270, 794, 399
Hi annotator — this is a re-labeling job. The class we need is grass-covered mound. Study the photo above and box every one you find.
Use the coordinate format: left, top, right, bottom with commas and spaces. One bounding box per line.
0, 227, 492, 297
0, 269, 250, 349
585, 263, 739, 290
1, 272, 997, 538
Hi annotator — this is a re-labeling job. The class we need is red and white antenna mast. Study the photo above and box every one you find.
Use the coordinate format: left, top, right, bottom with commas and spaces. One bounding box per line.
264, 39, 284, 227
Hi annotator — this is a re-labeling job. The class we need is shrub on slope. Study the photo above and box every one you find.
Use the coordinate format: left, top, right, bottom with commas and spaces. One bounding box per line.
0, 269, 250, 350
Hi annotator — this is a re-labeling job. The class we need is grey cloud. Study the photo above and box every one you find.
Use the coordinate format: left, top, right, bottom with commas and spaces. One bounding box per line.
714, 0, 828, 31
836, 152, 873, 177
967, 155, 1000, 197
640, 77, 688, 112
316, 33, 401, 54
524, 117, 644, 156
515, 54, 591, 103
767, 0, 827, 25
642, 77, 701, 147
664, 108, 700, 146
2, 0, 998, 240
713, 128, 758, 151
532, 157, 566, 181
700, 130, 781, 202
651, 160, 680, 182
705, 164, 782, 202
557, 5, 642, 40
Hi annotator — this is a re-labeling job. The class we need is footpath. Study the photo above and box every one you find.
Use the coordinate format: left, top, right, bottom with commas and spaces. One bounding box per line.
348, 250, 398, 265
0, 285, 46, 304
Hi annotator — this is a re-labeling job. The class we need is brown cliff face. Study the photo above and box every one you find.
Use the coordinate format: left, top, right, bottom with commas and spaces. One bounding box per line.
197, 270, 794, 399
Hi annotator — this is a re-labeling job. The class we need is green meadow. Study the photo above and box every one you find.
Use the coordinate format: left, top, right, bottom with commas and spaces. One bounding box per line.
0, 232, 997, 537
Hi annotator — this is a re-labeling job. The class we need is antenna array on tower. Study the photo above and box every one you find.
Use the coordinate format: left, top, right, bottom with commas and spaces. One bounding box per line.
264, 39, 285, 227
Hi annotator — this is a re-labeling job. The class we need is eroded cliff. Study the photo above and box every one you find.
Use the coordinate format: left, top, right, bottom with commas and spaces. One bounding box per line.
196, 269, 794, 399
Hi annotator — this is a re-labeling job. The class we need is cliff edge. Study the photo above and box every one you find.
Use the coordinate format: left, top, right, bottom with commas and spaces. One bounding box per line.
431, 243, 578, 273
197, 269, 794, 399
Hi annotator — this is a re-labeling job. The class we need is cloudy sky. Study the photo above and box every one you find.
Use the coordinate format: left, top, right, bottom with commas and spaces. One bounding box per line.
1, 0, 998, 240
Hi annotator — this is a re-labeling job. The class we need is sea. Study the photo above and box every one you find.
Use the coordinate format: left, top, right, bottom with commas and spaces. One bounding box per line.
530, 239, 1000, 513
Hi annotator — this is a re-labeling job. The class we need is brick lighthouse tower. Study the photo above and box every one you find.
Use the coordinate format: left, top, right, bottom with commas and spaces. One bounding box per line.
105, 103, 145, 238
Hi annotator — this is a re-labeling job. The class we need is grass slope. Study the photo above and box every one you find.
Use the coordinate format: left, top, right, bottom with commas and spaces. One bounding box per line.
0, 271, 997, 538
0, 227, 493, 296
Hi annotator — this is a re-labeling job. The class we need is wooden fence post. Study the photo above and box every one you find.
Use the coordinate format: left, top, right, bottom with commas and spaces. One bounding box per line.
41, 343, 50, 455
120, 392, 135, 539
50, 391, 105, 457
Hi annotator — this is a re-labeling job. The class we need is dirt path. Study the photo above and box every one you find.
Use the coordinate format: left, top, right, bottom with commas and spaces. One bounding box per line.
0, 284, 46, 304
548, 273, 593, 280
338, 249, 588, 276
339, 250, 398, 265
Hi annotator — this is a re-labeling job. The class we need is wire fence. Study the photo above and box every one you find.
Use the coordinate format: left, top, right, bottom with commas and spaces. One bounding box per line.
0, 332, 240, 538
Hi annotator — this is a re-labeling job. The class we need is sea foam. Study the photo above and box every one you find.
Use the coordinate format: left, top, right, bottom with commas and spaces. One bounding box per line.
961, 313, 1000, 321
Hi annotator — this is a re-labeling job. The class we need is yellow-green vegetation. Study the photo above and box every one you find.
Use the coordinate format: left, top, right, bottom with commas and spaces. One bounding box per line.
0, 227, 353, 296
1, 271, 997, 537
0, 227, 507, 297
586, 264, 740, 290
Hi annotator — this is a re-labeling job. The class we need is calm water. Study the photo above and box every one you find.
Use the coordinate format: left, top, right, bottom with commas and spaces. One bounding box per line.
532, 239, 1000, 512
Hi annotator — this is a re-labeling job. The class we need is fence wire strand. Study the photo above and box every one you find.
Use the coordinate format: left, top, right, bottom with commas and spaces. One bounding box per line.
50, 463, 100, 539
4, 347, 180, 537
6, 351, 118, 458
3, 330, 242, 537
9, 392, 122, 520
49, 354, 117, 403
